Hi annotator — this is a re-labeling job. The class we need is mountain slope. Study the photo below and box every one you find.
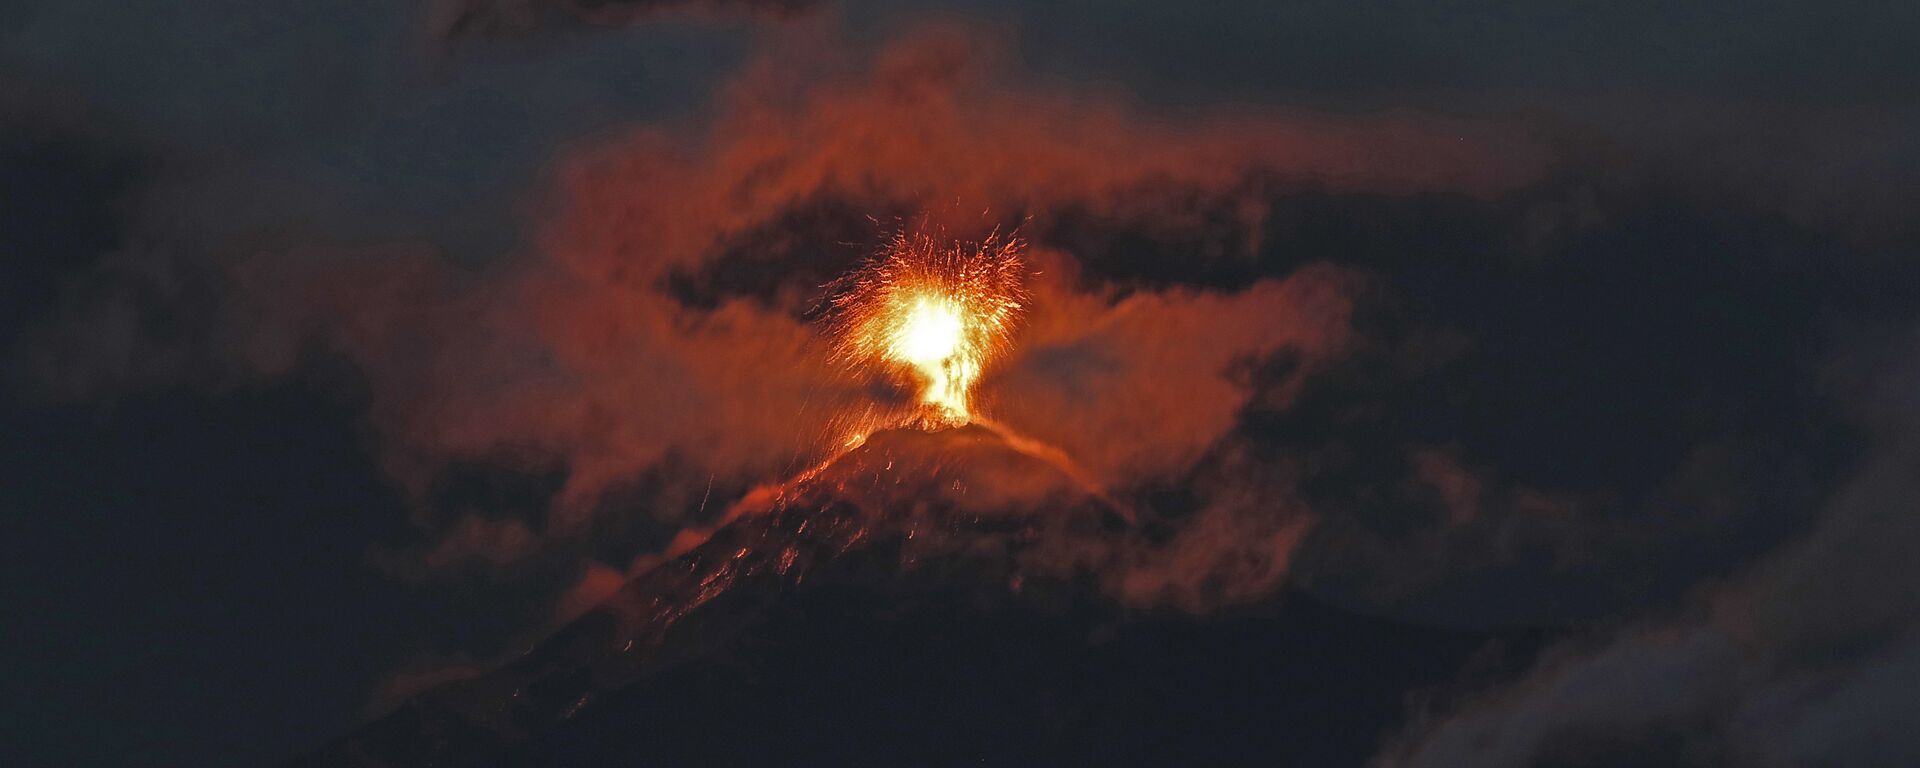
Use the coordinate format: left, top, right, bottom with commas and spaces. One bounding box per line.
302, 425, 1550, 767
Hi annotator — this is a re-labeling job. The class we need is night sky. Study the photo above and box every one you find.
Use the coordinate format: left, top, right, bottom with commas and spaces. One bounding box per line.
5, 2, 1920, 766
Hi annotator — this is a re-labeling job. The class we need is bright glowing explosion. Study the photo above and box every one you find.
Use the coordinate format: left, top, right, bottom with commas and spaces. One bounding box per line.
830, 229, 1027, 427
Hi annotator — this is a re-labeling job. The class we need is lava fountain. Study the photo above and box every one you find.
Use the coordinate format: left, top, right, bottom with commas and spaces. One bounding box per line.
829, 229, 1027, 427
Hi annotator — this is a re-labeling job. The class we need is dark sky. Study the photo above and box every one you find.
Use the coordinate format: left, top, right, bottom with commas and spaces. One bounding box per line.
4, 1, 1920, 766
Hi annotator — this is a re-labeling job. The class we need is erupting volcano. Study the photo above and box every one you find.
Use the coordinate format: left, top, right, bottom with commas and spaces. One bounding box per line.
307, 227, 1153, 767
828, 229, 1027, 426
296, 222, 1499, 768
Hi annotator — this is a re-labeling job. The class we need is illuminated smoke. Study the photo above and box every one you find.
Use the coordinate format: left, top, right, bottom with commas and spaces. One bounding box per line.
828, 229, 1027, 427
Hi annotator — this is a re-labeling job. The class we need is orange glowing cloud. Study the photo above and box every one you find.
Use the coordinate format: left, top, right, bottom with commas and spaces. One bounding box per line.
237, 25, 1546, 579
985, 255, 1356, 488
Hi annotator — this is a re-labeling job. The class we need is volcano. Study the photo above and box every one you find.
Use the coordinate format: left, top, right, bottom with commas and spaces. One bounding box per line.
300, 426, 1548, 767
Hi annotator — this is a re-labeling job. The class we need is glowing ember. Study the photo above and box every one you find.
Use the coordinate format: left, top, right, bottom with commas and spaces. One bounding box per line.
829, 229, 1027, 426
894, 296, 965, 365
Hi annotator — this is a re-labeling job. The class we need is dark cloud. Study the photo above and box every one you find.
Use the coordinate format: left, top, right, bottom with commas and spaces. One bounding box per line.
839, 2, 1920, 247
884, 0, 1920, 104
429, 0, 826, 40
1183, 173, 1914, 632
1375, 336, 1920, 766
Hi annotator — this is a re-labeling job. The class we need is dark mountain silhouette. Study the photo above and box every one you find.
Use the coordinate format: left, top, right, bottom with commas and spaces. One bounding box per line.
302, 425, 1551, 767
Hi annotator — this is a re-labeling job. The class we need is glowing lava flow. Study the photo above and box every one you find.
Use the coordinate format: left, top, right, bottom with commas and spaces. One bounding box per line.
830, 229, 1027, 426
